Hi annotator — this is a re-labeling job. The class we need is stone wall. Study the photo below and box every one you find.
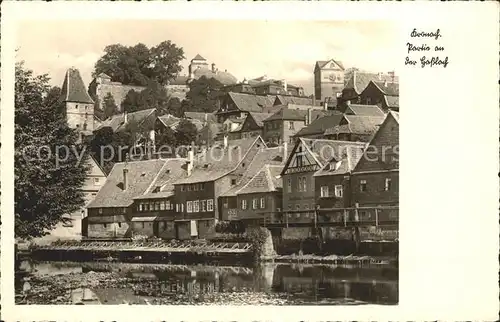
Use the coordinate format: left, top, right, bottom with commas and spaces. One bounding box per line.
130, 221, 155, 237
87, 222, 129, 238
282, 227, 311, 240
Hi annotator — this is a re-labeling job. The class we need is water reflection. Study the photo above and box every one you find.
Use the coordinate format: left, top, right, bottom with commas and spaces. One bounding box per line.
19, 260, 398, 305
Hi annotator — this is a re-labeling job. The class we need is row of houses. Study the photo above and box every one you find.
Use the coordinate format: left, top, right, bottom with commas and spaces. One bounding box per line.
84, 110, 399, 240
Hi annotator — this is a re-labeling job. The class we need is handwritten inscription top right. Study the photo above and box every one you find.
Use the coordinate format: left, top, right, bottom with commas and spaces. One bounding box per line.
405, 28, 449, 68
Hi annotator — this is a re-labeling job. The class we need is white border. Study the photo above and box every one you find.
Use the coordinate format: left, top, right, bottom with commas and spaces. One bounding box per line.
2, 1, 499, 321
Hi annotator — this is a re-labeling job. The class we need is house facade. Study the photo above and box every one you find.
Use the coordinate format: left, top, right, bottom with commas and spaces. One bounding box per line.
359, 80, 399, 112
215, 92, 275, 123
341, 71, 397, 106
172, 137, 266, 236
350, 111, 399, 234
280, 138, 366, 225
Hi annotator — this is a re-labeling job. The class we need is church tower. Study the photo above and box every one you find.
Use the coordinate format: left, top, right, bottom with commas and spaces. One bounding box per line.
313, 59, 345, 103
60, 67, 95, 138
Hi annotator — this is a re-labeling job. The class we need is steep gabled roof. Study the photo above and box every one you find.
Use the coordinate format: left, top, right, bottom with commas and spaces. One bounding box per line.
221, 146, 285, 197
227, 92, 276, 113
344, 104, 385, 117
192, 54, 206, 61
300, 138, 366, 166
275, 95, 314, 106
237, 164, 284, 195
248, 112, 272, 127
315, 59, 345, 70
344, 72, 399, 95
264, 108, 307, 122
313, 145, 365, 177
60, 68, 94, 104
97, 108, 156, 132
385, 96, 400, 109
325, 115, 385, 136
174, 136, 266, 184
294, 114, 344, 137
134, 158, 188, 200
372, 81, 399, 96
87, 159, 167, 208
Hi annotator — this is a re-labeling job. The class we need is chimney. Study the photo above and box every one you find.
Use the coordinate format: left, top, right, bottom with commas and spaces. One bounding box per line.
283, 142, 288, 160
187, 150, 194, 177
123, 111, 128, 124
383, 80, 388, 87
149, 130, 156, 154
223, 135, 228, 149
212, 63, 216, 73
307, 108, 312, 125
312, 94, 316, 107
389, 71, 395, 83
324, 99, 328, 111
377, 72, 383, 80
123, 168, 129, 190
204, 113, 208, 124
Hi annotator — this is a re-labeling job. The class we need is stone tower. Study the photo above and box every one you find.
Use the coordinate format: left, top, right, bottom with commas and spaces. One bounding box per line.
60, 67, 95, 137
313, 59, 345, 103
188, 54, 209, 76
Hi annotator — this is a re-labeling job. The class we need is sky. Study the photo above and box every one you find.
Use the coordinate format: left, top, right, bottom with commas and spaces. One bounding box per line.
17, 20, 399, 95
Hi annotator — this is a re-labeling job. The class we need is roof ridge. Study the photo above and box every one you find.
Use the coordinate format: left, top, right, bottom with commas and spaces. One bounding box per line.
143, 160, 171, 195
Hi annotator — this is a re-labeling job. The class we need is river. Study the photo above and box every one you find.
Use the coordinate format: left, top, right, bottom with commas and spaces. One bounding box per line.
16, 260, 398, 305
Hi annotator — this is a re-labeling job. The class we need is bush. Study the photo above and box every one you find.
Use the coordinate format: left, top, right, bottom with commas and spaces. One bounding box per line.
244, 227, 272, 261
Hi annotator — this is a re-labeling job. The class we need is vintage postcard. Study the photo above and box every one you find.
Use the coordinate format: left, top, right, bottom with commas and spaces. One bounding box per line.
1, 1, 499, 321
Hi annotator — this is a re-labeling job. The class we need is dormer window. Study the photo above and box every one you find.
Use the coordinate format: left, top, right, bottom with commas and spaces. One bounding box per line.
329, 160, 342, 171
153, 186, 161, 193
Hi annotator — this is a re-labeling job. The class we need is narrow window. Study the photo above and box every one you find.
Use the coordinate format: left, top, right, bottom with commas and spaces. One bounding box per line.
201, 200, 207, 212
334, 185, 343, 197
260, 197, 265, 209
320, 186, 329, 197
360, 180, 367, 192
252, 198, 258, 209
207, 199, 214, 211
241, 199, 247, 210
385, 178, 392, 191
187, 201, 193, 213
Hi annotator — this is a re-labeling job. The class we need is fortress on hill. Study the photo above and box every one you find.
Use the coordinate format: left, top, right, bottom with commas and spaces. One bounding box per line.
87, 54, 238, 112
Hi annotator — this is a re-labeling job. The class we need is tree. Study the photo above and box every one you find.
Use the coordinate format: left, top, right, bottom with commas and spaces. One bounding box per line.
15, 62, 90, 239
183, 76, 224, 113
43, 86, 61, 107
344, 67, 360, 84
93, 41, 185, 86
121, 89, 140, 113
166, 97, 183, 117
175, 119, 198, 146
155, 125, 177, 150
103, 92, 119, 118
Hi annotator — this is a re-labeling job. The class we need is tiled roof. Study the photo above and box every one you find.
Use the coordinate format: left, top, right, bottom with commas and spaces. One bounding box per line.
60, 68, 94, 104
248, 112, 272, 127
390, 110, 400, 123
87, 159, 168, 208
97, 108, 156, 132
344, 72, 398, 95
294, 114, 344, 137
313, 145, 365, 177
345, 104, 385, 117
315, 59, 345, 70
192, 54, 206, 61
227, 92, 276, 113
158, 114, 181, 128
184, 112, 217, 123
275, 96, 313, 106
264, 108, 306, 122
300, 138, 367, 166
237, 165, 284, 195
325, 115, 385, 136
373, 81, 399, 96
134, 158, 188, 200
220, 146, 284, 197
173, 137, 265, 184
385, 96, 399, 109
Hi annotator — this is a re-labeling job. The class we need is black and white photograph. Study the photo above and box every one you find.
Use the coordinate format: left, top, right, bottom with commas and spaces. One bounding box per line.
13, 19, 399, 306
1, 1, 499, 321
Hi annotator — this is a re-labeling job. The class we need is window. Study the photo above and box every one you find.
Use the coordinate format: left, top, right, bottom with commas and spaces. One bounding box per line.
260, 197, 265, 209
160, 201, 166, 211
334, 185, 343, 197
360, 180, 367, 192
201, 200, 207, 212
166, 201, 171, 210
93, 178, 100, 185
241, 199, 247, 210
320, 186, 329, 197
187, 201, 193, 213
75, 104, 78, 109
118, 222, 121, 228
181, 185, 185, 192
187, 185, 192, 191
103, 223, 107, 228
200, 183, 205, 190
194, 200, 200, 212
181, 203, 185, 212
296, 204, 300, 210
287, 178, 292, 193
298, 177, 303, 192
83, 123, 88, 130
207, 199, 214, 211
142, 222, 145, 228
366, 97, 372, 104
155, 202, 160, 211
223, 199, 228, 209
385, 178, 392, 191
122, 207, 127, 214
231, 179, 237, 186
176, 204, 179, 212
99, 208, 103, 214
194, 184, 199, 191
253, 198, 258, 209
289, 121, 295, 130
302, 176, 307, 192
